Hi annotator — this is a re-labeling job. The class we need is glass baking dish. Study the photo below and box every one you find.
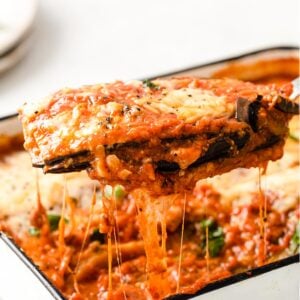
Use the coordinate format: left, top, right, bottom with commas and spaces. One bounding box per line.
0, 46, 299, 300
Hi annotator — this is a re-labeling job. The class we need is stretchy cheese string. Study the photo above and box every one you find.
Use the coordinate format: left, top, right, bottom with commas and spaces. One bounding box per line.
35, 170, 42, 211
107, 231, 113, 299
258, 166, 267, 265
112, 194, 128, 300
66, 191, 77, 235
112, 227, 127, 300
262, 167, 268, 262
205, 226, 210, 276
263, 173, 268, 263
176, 192, 186, 293
68, 184, 97, 296
74, 184, 97, 277
258, 169, 264, 238
102, 192, 114, 300
58, 176, 67, 257
161, 197, 167, 255
35, 172, 71, 287
34, 170, 50, 238
56, 176, 72, 288
133, 189, 170, 298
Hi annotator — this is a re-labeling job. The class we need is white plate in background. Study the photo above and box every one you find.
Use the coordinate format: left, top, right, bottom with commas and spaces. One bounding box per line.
0, 30, 34, 75
0, 0, 37, 56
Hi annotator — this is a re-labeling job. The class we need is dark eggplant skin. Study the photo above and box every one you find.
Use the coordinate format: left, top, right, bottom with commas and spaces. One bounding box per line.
32, 162, 44, 168
155, 130, 251, 173
44, 150, 91, 166
41, 131, 251, 174
236, 95, 299, 134
191, 130, 251, 167
45, 161, 91, 173
275, 96, 300, 114
156, 160, 180, 174
189, 137, 232, 169
42, 150, 92, 173
236, 95, 262, 132
254, 135, 281, 151
229, 130, 250, 150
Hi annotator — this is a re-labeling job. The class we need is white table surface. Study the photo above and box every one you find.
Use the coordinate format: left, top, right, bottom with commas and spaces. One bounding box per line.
0, 0, 299, 117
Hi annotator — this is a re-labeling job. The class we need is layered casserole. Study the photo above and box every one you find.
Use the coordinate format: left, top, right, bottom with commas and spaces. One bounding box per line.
0, 53, 299, 300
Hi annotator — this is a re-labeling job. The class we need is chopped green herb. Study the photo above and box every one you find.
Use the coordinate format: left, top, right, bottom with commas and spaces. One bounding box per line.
104, 185, 113, 199
290, 223, 300, 254
47, 214, 68, 231
208, 228, 225, 257
114, 184, 126, 201
199, 219, 225, 257
143, 79, 159, 90
90, 228, 106, 244
28, 227, 40, 237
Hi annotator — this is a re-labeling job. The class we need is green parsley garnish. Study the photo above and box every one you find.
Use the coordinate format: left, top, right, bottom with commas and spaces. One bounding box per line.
28, 227, 40, 237
47, 214, 68, 231
114, 184, 126, 201
143, 79, 159, 90
200, 219, 225, 257
290, 223, 300, 254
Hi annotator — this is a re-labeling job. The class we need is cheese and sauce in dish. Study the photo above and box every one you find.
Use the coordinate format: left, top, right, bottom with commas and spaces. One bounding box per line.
0, 57, 299, 300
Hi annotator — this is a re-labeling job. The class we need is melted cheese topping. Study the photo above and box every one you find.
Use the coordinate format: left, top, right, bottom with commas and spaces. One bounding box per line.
19, 77, 294, 170
135, 88, 234, 123
21, 95, 52, 118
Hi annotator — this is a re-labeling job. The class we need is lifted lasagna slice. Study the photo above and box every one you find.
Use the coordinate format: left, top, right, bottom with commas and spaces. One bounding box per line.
19, 77, 298, 192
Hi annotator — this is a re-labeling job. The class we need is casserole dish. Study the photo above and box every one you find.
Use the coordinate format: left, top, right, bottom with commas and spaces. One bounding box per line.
0, 46, 299, 300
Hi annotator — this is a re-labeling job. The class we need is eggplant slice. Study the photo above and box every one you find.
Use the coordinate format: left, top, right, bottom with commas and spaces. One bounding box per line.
38, 151, 93, 173
39, 96, 298, 176
275, 96, 299, 114
236, 95, 262, 132
18, 77, 299, 190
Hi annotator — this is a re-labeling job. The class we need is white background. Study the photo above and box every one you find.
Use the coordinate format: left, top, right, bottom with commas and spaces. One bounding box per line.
0, 0, 299, 117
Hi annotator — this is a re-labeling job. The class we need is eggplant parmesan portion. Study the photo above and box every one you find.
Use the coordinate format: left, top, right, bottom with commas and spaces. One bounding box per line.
19, 77, 298, 191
